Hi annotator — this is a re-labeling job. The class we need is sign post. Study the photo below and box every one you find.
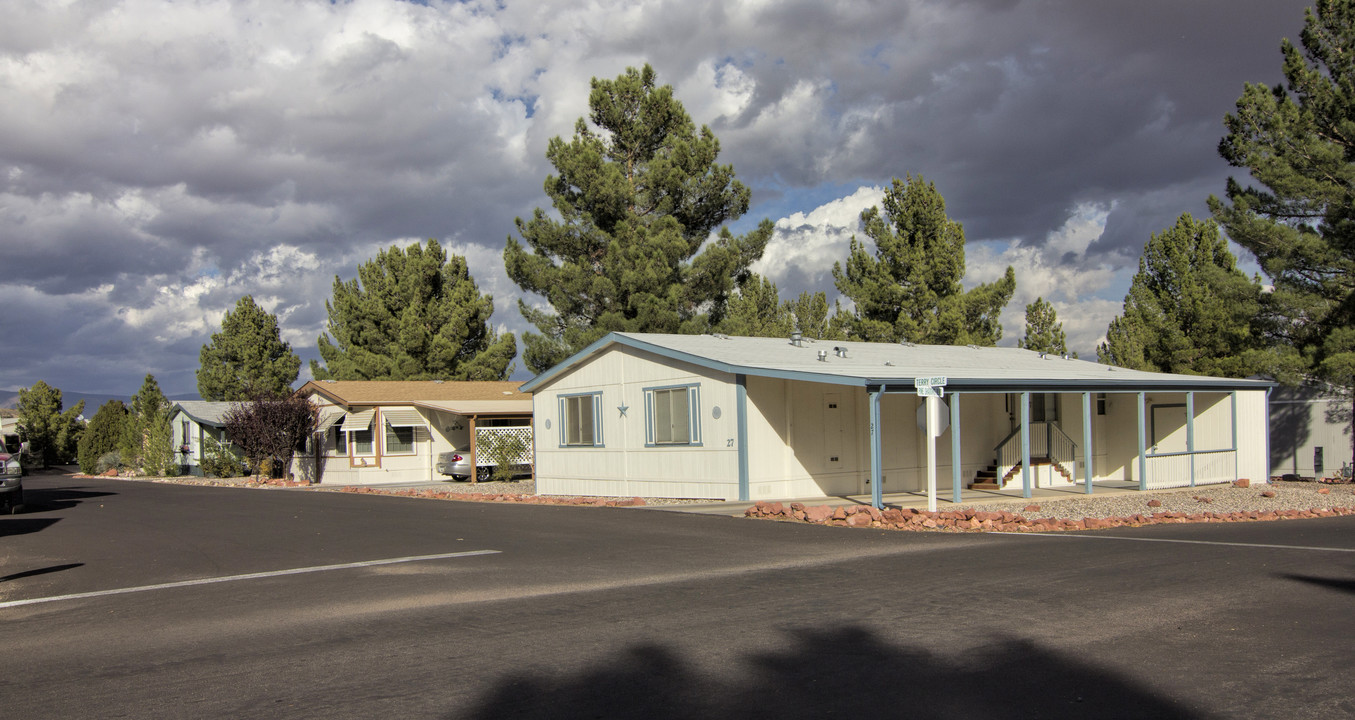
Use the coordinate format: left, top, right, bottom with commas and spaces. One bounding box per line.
915, 377, 948, 511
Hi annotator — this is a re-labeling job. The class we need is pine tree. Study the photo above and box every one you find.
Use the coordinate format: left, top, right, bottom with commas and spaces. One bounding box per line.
504, 64, 772, 373
121, 374, 175, 475
832, 175, 1016, 345
1019, 297, 1071, 355
311, 239, 515, 381
715, 276, 794, 338
1209, 0, 1355, 412
77, 400, 129, 475
198, 295, 301, 401
789, 291, 849, 341
17, 381, 84, 468
1097, 214, 1262, 376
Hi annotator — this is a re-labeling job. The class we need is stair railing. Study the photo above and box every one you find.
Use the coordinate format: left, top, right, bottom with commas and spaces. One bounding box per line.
993, 422, 1078, 485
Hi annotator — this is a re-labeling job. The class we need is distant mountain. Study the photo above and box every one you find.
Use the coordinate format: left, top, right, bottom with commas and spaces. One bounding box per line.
0, 390, 202, 415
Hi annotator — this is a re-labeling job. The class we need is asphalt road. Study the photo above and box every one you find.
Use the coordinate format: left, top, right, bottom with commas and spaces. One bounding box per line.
2, 472, 1353, 719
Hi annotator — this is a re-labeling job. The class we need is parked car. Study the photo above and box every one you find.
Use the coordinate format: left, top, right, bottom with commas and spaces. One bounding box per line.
435, 449, 531, 481
0, 450, 23, 514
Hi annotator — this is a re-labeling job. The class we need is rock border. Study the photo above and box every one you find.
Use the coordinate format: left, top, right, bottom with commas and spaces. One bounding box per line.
744, 498, 1355, 532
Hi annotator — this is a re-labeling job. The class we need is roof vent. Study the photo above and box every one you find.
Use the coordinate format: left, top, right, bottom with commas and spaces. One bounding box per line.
1039, 352, 1046, 359
884, 361, 894, 367
1062, 353, 1070, 360
834, 346, 848, 358
967, 344, 980, 350
901, 341, 916, 348
790, 331, 804, 348
817, 350, 828, 362
433, 380, 445, 384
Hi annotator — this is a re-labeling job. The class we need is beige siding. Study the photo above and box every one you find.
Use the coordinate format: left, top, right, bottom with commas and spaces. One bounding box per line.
534, 346, 740, 500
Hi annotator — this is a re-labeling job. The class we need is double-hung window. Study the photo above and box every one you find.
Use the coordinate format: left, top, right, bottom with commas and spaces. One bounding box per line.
560, 393, 601, 447
645, 384, 700, 446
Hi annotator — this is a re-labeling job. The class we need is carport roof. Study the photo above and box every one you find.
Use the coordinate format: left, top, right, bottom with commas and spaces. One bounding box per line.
520, 332, 1275, 394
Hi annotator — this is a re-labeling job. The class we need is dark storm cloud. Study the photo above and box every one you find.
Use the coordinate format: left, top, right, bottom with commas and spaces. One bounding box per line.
0, 0, 1319, 393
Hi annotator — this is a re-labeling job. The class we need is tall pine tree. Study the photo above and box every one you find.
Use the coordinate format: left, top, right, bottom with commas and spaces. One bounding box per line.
1097, 214, 1262, 376
714, 276, 794, 338
1209, 0, 1355, 397
833, 175, 1016, 345
122, 373, 176, 476
504, 64, 772, 373
1019, 297, 1071, 356
312, 239, 515, 381
77, 400, 129, 475
198, 295, 301, 401
17, 381, 83, 468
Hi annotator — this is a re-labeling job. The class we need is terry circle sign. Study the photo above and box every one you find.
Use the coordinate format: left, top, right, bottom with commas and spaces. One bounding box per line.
914, 376, 947, 398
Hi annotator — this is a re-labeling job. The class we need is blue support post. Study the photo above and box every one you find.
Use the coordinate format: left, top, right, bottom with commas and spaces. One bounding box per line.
1021, 391, 1032, 499
1137, 391, 1147, 491
951, 392, 962, 504
737, 375, 750, 502
1082, 391, 1093, 495
1187, 391, 1196, 487
870, 387, 883, 509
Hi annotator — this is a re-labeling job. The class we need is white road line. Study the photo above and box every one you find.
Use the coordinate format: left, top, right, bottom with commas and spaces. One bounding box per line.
991, 533, 1355, 553
0, 549, 501, 610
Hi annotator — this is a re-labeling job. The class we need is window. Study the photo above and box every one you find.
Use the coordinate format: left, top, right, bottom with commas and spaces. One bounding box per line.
333, 427, 347, 456
1097, 393, 1107, 415
561, 393, 600, 447
350, 428, 374, 455
645, 384, 700, 446
385, 422, 415, 454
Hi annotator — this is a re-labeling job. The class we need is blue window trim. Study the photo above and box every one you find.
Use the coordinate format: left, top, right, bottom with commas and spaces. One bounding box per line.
558, 392, 603, 448
642, 382, 702, 447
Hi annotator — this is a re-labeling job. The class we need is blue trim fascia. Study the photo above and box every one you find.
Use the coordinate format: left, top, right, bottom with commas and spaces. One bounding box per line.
736, 375, 749, 502
519, 332, 1279, 396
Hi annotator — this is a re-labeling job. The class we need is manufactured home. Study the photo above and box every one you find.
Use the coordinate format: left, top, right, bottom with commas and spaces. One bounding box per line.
293, 380, 532, 485
521, 333, 1273, 507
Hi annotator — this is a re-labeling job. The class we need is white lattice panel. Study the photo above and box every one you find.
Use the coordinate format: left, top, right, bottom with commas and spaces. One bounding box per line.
476, 426, 534, 465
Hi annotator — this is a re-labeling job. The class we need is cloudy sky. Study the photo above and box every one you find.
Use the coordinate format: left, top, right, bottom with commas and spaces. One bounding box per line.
0, 0, 1314, 398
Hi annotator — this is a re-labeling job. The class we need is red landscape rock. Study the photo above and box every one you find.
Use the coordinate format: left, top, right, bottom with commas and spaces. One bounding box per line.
1234, 478, 1250, 488
1147, 499, 1162, 507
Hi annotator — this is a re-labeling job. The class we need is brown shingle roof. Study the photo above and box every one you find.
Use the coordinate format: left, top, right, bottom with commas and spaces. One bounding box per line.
295, 380, 528, 405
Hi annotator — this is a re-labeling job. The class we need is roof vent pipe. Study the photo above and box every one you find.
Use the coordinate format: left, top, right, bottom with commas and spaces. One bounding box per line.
834, 346, 848, 358
817, 350, 828, 362
790, 331, 803, 347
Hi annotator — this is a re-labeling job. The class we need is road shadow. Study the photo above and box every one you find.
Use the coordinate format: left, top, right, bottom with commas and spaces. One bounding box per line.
1280, 573, 1355, 595
0, 562, 83, 583
0, 516, 60, 537
459, 625, 1206, 720
17, 486, 117, 513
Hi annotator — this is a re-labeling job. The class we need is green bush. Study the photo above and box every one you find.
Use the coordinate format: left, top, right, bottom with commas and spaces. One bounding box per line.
95, 451, 122, 475
199, 435, 247, 478
481, 432, 530, 482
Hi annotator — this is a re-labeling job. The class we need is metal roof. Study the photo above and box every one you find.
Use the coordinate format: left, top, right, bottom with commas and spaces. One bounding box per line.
170, 401, 238, 427
521, 332, 1275, 394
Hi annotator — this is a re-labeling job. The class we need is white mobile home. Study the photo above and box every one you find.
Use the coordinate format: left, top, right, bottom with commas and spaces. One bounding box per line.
293, 380, 532, 485
1270, 382, 1351, 478
170, 401, 241, 476
520, 333, 1273, 506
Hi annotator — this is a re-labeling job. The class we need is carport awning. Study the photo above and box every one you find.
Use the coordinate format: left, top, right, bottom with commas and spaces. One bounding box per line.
341, 408, 375, 432
380, 407, 425, 427
315, 408, 345, 432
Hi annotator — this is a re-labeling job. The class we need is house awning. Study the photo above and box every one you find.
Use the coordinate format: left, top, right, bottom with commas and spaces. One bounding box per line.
315, 407, 345, 432
341, 408, 376, 432
380, 407, 425, 427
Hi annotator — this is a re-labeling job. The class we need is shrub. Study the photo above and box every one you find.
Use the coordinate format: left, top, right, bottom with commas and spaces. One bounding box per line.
199, 435, 247, 478
95, 451, 122, 475
481, 432, 531, 482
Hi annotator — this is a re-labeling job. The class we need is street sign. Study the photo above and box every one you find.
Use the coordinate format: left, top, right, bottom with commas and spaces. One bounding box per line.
914, 376, 947, 397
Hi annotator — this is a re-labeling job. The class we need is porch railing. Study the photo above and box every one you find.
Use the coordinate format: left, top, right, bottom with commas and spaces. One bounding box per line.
1144, 449, 1237, 489
995, 421, 1078, 485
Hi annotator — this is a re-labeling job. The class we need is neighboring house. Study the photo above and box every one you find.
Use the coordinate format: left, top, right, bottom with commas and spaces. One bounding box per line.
0, 415, 21, 455
292, 380, 532, 485
1270, 382, 1351, 478
169, 401, 242, 476
520, 332, 1274, 506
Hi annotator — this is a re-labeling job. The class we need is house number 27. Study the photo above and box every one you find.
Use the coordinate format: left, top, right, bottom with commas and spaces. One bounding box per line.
727, 438, 735, 447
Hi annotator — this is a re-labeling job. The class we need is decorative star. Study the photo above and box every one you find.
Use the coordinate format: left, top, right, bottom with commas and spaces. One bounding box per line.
618, 405, 629, 417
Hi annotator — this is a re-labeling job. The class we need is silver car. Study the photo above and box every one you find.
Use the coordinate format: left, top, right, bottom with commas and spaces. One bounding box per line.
435, 449, 530, 481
